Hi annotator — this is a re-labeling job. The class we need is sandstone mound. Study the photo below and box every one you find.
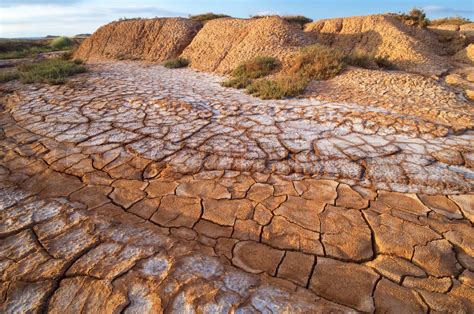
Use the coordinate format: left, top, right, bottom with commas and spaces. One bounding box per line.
181, 16, 314, 73
304, 14, 447, 76
74, 18, 201, 62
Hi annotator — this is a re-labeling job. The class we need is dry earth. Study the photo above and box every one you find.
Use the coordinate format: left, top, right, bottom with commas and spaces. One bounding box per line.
1, 61, 473, 312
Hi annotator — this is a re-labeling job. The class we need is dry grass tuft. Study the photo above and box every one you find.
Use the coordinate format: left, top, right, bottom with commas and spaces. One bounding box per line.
288, 44, 345, 80
189, 13, 230, 22
163, 57, 189, 68
246, 76, 308, 99
17, 59, 87, 85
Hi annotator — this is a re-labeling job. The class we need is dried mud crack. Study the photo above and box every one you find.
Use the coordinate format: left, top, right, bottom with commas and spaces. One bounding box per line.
1, 61, 473, 313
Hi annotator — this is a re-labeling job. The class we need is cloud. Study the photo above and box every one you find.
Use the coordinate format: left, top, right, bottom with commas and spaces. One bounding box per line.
0, 2, 186, 37
423, 5, 474, 16
255, 11, 280, 16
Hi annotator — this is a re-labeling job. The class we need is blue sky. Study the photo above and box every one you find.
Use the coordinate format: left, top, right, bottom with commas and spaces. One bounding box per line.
1, 0, 473, 37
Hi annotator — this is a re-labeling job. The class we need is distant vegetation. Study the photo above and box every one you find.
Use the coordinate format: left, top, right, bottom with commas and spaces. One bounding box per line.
251, 15, 313, 28
396, 8, 430, 27
0, 37, 77, 60
0, 58, 86, 85
50, 36, 74, 50
189, 13, 230, 22
163, 57, 189, 68
222, 45, 345, 99
430, 16, 472, 26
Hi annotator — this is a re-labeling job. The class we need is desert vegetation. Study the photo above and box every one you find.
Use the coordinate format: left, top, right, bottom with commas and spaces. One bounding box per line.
163, 57, 189, 68
396, 8, 430, 27
0, 37, 77, 60
345, 50, 395, 70
430, 16, 472, 26
251, 15, 313, 28
189, 13, 230, 22
222, 45, 345, 99
0, 58, 86, 84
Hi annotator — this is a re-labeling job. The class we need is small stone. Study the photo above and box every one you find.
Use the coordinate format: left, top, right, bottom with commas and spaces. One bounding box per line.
232, 241, 284, 276
277, 251, 314, 286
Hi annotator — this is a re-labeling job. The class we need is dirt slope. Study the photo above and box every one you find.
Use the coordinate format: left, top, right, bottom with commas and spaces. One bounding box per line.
181, 16, 315, 73
304, 14, 448, 76
74, 18, 201, 62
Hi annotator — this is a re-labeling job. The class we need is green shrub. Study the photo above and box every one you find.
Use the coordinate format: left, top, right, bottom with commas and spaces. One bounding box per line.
345, 50, 395, 70
397, 8, 430, 27
430, 16, 472, 26
50, 36, 74, 50
221, 76, 252, 89
0, 70, 20, 83
288, 44, 345, 80
189, 13, 230, 22
163, 57, 189, 69
246, 76, 308, 99
282, 15, 313, 27
17, 59, 86, 85
232, 56, 280, 79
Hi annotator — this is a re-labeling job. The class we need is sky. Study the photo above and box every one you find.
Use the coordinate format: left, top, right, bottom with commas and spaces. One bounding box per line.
1, 0, 473, 38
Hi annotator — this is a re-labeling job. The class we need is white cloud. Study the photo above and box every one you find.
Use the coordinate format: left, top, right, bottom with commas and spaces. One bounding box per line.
0, 2, 185, 37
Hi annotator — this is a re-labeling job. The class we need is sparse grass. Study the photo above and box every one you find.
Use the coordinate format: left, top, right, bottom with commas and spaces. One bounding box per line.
345, 50, 396, 70
0, 70, 20, 83
221, 76, 253, 89
50, 36, 74, 50
430, 16, 472, 26
232, 56, 280, 79
189, 13, 230, 22
288, 44, 345, 80
221, 56, 279, 89
17, 59, 86, 85
163, 57, 189, 68
0, 46, 54, 60
246, 76, 308, 99
222, 46, 346, 99
397, 8, 430, 27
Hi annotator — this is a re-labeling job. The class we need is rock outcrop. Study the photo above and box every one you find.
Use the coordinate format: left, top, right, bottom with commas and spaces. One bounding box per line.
181, 16, 314, 73
74, 18, 202, 62
304, 14, 448, 76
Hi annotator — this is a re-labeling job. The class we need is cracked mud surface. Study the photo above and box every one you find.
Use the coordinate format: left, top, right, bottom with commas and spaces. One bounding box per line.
1, 61, 473, 312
